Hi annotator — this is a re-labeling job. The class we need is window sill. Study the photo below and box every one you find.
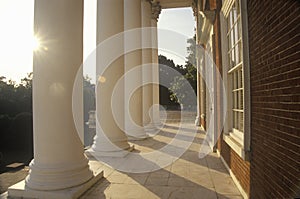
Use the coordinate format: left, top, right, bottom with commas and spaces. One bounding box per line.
223, 134, 250, 161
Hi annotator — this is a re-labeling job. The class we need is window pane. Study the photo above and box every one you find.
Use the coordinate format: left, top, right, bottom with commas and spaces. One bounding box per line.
237, 16, 241, 40
238, 41, 242, 64
230, 30, 235, 48
235, 42, 239, 64
231, 48, 236, 67
240, 90, 244, 109
239, 69, 243, 88
239, 113, 244, 132
226, 0, 244, 136
228, 10, 233, 32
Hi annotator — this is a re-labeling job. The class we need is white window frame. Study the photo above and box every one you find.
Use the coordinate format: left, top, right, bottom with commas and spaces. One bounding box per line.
220, 0, 251, 160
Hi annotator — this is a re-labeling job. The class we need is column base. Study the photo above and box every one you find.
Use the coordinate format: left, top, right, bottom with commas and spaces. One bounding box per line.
24, 158, 93, 191
201, 114, 206, 130
144, 122, 157, 133
153, 121, 164, 128
127, 135, 149, 141
7, 172, 103, 199
125, 127, 148, 141
85, 145, 134, 158
195, 116, 201, 126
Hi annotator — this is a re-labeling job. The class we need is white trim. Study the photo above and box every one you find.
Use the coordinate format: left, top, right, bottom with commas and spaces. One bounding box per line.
0, 192, 8, 199
240, 0, 251, 153
223, 133, 246, 158
221, 0, 235, 17
230, 131, 243, 144
217, 150, 249, 199
220, 0, 251, 160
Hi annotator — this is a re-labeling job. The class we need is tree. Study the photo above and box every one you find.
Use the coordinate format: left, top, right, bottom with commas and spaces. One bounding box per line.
158, 55, 184, 109
186, 35, 197, 66
169, 35, 197, 109
0, 73, 32, 116
0, 73, 34, 164
83, 75, 95, 122
170, 76, 196, 109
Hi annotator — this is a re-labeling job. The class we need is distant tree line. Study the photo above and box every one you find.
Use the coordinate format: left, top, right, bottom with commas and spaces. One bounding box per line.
0, 73, 33, 165
0, 35, 197, 166
0, 74, 96, 166
159, 35, 197, 110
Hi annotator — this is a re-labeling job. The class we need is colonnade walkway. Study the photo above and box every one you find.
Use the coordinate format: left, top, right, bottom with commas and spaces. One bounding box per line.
80, 111, 243, 199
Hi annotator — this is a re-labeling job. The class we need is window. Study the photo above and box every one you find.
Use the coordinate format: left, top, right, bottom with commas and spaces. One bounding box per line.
220, 0, 250, 160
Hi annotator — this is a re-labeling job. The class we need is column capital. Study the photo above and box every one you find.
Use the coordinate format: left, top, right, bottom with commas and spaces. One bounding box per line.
151, 1, 161, 21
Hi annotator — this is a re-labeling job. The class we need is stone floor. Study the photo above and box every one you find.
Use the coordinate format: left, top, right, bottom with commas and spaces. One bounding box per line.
0, 111, 243, 199
80, 111, 243, 199
0, 166, 28, 195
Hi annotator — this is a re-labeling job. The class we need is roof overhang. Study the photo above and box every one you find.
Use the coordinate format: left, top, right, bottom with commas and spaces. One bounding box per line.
156, 0, 193, 9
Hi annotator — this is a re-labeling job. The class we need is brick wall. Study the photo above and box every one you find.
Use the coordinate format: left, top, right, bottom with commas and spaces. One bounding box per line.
221, 142, 250, 195
212, 0, 251, 197
248, 0, 300, 198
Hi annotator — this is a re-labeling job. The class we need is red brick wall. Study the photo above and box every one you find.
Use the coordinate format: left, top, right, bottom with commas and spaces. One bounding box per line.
221, 142, 251, 195
213, 0, 251, 197
248, 0, 300, 198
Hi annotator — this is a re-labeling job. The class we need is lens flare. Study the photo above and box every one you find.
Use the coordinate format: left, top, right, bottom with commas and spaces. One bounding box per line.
32, 36, 40, 51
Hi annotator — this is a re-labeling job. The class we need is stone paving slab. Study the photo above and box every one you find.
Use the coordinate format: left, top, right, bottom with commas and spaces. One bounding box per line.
0, 166, 28, 195
0, 111, 243, 199
80, 113, 243, 199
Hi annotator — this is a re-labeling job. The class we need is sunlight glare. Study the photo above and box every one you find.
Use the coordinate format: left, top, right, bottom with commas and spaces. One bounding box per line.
32, 36, 40, 51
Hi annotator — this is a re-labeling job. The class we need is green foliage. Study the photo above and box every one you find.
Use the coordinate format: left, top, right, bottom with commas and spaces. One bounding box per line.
158, 55, 186, 77
0, 73, 96, 154
186, 35, 197, 66
0, 73, 32, 116
159, 35, 197, 109
0, 73, 33, 161
83, 75, 95, 122
158, 55, 182, 109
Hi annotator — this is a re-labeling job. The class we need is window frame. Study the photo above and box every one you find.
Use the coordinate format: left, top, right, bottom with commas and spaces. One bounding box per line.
220, 0, 251, 160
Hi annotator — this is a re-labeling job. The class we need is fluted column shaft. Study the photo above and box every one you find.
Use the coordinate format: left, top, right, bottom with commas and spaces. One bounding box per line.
88, 0, 132, 157
142, 0, 155, 131
124, 0, 148, 139
25, 0, 93, 190
151, 2, 161, 127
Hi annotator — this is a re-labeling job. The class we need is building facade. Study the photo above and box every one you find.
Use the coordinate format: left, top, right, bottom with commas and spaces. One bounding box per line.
196, 0, 300, 198
7, 0, 300, 198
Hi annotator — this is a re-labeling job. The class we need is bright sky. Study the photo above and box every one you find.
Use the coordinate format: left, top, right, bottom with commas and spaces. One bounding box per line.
158, 8, 196, 66
0, 0, 34, 83
0, 0, 195, 83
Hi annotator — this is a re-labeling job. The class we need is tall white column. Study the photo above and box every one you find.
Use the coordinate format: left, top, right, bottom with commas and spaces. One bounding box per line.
124, 0, 148, 139
151, 2, 162, 127
194, 0, 206, 128
9, 0, 97, 196
87, 0, 133, 157
200, 44, 207, 129
195, 62, 202, 126
194, 4, 201, 126
142, 0, 155, 132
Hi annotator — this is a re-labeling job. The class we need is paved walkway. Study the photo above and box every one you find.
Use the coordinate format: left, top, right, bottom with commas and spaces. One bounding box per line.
80, 111, 243, 199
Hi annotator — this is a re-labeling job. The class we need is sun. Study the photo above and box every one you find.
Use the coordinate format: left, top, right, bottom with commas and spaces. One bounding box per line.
32, 36, 40, 51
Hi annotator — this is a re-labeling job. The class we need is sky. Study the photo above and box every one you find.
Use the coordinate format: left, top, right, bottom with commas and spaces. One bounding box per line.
0, 0, 34, 83
0, 0, 195, 83
158, 8, 196, 65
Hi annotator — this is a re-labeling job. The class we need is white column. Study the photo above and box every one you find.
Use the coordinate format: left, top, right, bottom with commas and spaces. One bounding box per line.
195, 63, 202, 126
194, 5, 201, 126
9, 0, 97, 196
142, 0, 155, 132
194, 0, 206, 128
200, 45, 207, 129
151, 2, 162, 127
124, 0, 148, 139
87, 0, 133, 157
